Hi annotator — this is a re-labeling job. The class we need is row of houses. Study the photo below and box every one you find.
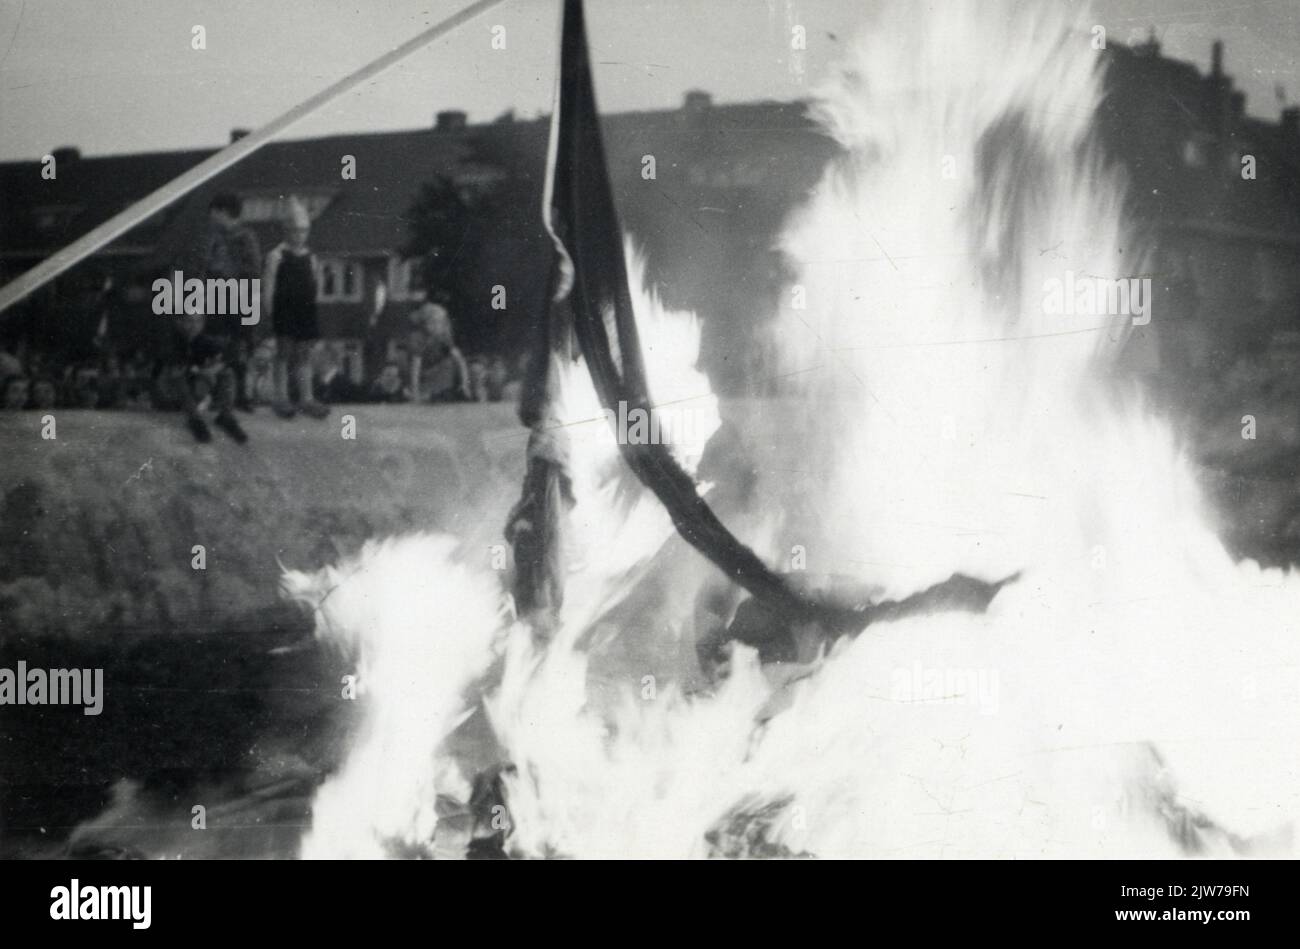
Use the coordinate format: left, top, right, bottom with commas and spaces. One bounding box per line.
1097, 36, 1300, 368
0, 36, 1297, 391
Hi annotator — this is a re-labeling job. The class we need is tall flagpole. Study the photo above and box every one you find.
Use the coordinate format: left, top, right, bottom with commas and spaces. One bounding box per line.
504, 0, 578, 628
0, 0, 510, 315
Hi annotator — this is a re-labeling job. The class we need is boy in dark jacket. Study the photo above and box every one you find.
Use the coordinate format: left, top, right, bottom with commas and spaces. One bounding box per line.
201, 193, 262, 412
158, 312, 247, 443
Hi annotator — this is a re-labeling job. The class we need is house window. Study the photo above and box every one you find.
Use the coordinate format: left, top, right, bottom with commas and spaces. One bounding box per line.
242, 196, 278, 222
241, 192, 333, 223
317, 258, 363, 303
389, 257, 425, 302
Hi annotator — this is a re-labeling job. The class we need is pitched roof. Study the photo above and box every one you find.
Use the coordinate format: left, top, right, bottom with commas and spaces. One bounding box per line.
0, 121, 549, 276
0, 147, 215, 261
1, 39, 1296, 282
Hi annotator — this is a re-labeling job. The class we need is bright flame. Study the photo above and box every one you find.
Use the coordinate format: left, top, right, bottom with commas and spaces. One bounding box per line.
292, 0, 1300, 858
283, 534, 507, 858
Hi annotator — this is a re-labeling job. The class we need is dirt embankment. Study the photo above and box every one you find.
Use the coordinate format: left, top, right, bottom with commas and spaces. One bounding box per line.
0, 404, 525, 641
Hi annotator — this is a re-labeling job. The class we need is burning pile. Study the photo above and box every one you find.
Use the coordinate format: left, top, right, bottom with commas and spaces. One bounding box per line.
285, 0, 1300, 858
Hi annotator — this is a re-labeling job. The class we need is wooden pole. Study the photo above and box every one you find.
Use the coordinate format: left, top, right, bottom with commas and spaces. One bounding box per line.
0, 0, 510, 315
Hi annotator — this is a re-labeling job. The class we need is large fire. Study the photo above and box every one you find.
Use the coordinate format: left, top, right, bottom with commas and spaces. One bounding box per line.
286, 0, 1300, 858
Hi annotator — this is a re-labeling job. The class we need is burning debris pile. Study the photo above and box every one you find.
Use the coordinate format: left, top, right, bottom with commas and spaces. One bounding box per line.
284, 0, 1300, 859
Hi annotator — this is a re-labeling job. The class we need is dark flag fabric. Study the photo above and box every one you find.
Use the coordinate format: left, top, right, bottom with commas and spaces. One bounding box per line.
540, 0, 848, 628
533, 0, 1008, 632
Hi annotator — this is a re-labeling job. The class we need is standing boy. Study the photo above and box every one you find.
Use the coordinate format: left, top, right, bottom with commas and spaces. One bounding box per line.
262, 198, 329, 419
201, 193, 261, 411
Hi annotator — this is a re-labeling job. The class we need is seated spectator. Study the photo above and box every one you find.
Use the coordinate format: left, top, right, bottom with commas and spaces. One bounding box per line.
0, 345, 21, 382
313, 345, 366, 404
466, 356, 489, 402
422, 343, 471, 402
486, 355, 508, 402
368, 362, 409, 403
24, 351, 52, 385
156, 312, 248, 444
29, 377, 57, 411
2, 375, 29, 410
407, 299, 470, 402
67, 364, 101, 409
246, 339, 278, 406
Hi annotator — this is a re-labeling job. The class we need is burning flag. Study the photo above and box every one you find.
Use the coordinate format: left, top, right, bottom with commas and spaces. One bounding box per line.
534, 0, 853, 627
287, 0, 1300, 859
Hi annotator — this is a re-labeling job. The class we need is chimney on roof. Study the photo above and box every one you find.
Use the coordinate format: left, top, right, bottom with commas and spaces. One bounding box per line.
50, 146, 80, 164
683, 90, 712, 112
1205, 39, 1234, 138
1134, 26, 1160, 58
230, 128, 251, 143
435, 110, 467, 131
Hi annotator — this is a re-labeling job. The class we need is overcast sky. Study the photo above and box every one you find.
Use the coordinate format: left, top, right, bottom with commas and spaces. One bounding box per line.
1, 0, 1297, 161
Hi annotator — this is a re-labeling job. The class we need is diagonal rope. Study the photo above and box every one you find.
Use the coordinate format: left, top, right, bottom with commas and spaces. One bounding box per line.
0, 0, 510, 315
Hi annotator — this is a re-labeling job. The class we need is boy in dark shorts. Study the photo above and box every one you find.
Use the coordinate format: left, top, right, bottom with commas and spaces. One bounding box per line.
261, 199, 329, 420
